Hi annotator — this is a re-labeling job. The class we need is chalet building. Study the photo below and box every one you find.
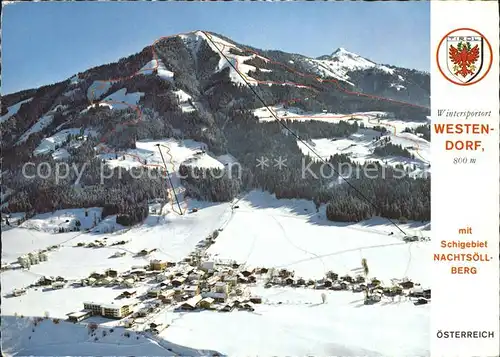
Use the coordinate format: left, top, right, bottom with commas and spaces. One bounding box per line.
89, 272, 105, 280
105, 269, 118, 278
225, 275, 238, 287
206, 276, 220, 287
12, 289, 27, 297
355, 275, 365, 283
199, 297, 215, 309
87, 277, 97, 286
423, 289, 431, 299
284, 277, 295, 286
240, 269, 254, 277
121, 278, 135, 288
341, 275, 354, 283
184, 285, 200, 297
150, 260, 167, 271
155, 273, 168, 282
200, 261, 215, 272
159, 290, 175, 304
188, 270, 205, 280
214, 282, 229, 295
399, 280, 414, 289
52, 282, 65, 289
171, 277, 186, 287
249, 296, 262, 304
220, 303, 235, 312
148, 288, 162, 298
296, 278, 306, 286
179, 295, 202, 310
323, 279, 333, 288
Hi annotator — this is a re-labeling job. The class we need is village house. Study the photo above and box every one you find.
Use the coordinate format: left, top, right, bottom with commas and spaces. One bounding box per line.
38, 276, 55, 286
225, 275, 238, 288
105, 269, 118, 278
159, 290, 175, 304
249, 296, 262, 304
150, 260, 167, 271
206, 275, 220, 287
171, 277, 186, 287
283, 277, 295, 286
110, 251, 126, 258
89, 272, 105, 280
179, 294, 202, 310
12, 288, 27, 297
184, 285, 200, 297
199, 297, 215, 309
214, 282, 229, 295
219, 303, 235, 312
121, 290, 137, 298
188, 270, 205, 281
52, 282, 65, 289
200, 261, 215, 272
399, 280, 414, 289
147, 288, 163, 298
155, 273, 168, 282
239, 268, 254, 277
121, 278, 135, 288
130, 268, 147, 276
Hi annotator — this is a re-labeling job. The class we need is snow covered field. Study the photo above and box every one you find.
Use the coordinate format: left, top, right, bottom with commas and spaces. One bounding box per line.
163, 287, 429, 357
254, 107, 430, 173
1, 190, 430, 356
208, 191, 430, 285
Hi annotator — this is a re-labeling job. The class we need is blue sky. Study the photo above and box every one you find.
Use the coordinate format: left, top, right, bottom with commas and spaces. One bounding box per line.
2, 1, 429, 95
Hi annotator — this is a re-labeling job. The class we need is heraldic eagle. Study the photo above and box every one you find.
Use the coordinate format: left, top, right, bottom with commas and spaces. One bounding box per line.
449, 42, 480, 78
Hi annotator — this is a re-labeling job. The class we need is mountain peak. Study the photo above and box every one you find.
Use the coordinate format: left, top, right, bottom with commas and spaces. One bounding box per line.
332, 47, 349, 55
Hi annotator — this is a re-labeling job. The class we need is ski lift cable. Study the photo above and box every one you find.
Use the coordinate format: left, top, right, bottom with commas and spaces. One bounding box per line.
203, 31, 407, 236
155, 144, 183, 215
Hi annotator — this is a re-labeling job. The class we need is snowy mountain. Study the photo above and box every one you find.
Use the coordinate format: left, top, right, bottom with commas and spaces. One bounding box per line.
1, 30, 431, 357
1, 30, 430, 221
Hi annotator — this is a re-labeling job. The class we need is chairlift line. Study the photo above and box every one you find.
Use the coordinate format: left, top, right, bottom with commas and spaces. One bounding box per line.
202, 31, 408, 236
155, 143, 183, 215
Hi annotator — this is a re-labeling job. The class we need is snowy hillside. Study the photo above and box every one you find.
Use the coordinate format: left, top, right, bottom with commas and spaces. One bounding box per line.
2, 191, 430, 356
